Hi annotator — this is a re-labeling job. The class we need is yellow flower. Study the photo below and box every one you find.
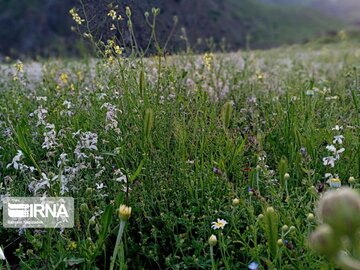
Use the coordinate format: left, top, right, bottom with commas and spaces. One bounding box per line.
59, 73, 69, 85
108, 10, 117, 20
114, 45, 123, 55
203, 53, 214, 70
328, 177, 341, 188
119, 205, 132, 221
15, 61, 24, 73
68, 241, 77, 250
69, 8, 84, 25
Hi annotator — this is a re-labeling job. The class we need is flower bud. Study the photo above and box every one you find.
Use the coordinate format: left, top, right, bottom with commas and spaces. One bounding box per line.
266, 207, 275, 214
125, 6, 132, 17
317, 188, 360, 236
277, 239, 283, 246
284, 173, 290, 180
119, 204, 132, 221
208, 234, 217, 246
309, 224, 340, 258
232, 198, 240, 206
307, 213, 315, 221
80, 203, 89, 212
85, 187, 93, 196
257, 214, 264, 220
289, 226, 296, 232
348, 176, 355, 183
281, 225, 289, 232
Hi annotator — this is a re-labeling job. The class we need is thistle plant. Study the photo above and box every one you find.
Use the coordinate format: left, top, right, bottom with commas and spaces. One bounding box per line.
221, 101, 233, 130
261, 207, 279, 261
309, 188, 360, 270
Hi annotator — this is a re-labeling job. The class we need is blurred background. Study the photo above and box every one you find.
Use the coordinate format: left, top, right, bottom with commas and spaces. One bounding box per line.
1, 0, 360, 58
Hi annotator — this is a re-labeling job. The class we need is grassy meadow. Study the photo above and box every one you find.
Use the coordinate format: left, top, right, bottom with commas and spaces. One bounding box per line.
1, 40, 360, 269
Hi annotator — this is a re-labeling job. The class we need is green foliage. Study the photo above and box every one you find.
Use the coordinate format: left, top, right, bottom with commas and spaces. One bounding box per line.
0, 40, 360, 269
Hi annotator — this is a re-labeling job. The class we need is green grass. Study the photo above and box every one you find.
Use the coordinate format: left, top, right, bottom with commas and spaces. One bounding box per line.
0, 40, 360, 269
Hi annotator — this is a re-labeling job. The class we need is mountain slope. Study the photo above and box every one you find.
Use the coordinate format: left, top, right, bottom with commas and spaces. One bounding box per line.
0, 0, 342, 57
260, 0, 360, 23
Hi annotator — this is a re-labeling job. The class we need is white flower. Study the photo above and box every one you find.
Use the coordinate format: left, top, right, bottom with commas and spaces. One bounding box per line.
333, 135, 344, 144
323, 156, 336, 167
211, 218, 228, 230
332, 125, 343, 131
0, 247, 5, 260
6, 150, 24, 170
334, 148, 345, 159
96, 183, 106, 190
305, 90, 314, 96
324, 173, 333, 179
325, 145, 345, 160
326, 145, 336, 153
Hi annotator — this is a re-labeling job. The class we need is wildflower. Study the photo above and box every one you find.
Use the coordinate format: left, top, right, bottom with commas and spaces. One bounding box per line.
333, 135, 344, 144
248, 262, 259, 270
212, 167, 221, 175
203, 52, 214, 70
282, 225, 289, 232
107, 10, 117, 20
101, 103, 120, 133
118, 205, 132, 221
114, 45, 123, 55
348, 176, 355, 183
6, 150, 24, 170
211, 218, 228, 230
15, 61, 24, 73
59, 73, 69, 85
317, 187, 360, 236
309, 224, 340, 258
232, 198, 240, 206
327, 177, 341, 188
42, 123, 58, 150
307, 213, 315, 221
69, 8, 84, 24
96, 183, 106, 190
68, 241, 77, 250
326, 145, 336, 153
325, 96, 339, 101
300, 147, 307, 157
0, 247, 5, 260
332, 125, 343, 131
305, 90, 314, 96
208, 234, 217, 246
323, 156, 336, 167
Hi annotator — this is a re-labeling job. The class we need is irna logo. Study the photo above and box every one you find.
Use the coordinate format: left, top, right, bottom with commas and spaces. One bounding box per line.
2, 197, 74, 228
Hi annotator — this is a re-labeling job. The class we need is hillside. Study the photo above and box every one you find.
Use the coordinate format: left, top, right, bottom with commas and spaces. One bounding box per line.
261, 0, 360, 23
0, 0, 341, 57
